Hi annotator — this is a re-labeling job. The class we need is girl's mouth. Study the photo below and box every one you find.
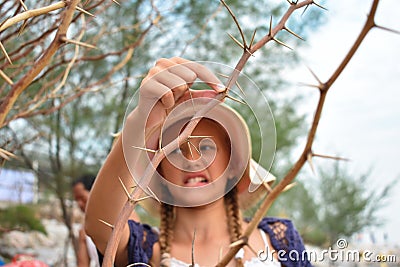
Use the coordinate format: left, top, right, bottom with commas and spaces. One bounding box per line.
184, 176, 209, 187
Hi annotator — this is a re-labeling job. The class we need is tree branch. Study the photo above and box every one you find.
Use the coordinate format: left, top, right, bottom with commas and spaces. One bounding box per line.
0, 0, 80, 126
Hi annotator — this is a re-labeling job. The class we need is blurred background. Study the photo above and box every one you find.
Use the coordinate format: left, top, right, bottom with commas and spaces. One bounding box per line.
0, 0, 399, 266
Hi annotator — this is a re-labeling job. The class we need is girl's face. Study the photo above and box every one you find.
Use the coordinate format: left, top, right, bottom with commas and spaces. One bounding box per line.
159, 119, 231, 205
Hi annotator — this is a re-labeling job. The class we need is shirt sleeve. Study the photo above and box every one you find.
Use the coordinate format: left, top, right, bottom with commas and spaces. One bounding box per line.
97, 220, 159, 266
258, 217, 313, 267
127, 220, 159, 264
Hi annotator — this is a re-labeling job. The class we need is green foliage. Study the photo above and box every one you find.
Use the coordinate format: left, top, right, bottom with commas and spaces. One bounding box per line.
316, 162, 394, 246
268, 162, 395, 247
0, 204, 47, 235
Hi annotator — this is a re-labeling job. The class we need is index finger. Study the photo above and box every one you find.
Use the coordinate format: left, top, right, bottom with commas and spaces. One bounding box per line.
170, 57, 225, 93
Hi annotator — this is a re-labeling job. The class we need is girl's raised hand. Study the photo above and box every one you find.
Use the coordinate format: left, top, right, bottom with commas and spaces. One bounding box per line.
137, 57, 225, 131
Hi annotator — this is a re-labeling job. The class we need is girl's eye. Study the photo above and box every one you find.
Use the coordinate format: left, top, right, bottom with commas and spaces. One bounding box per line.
200, 143, 216, 152
171, 147, 183, 155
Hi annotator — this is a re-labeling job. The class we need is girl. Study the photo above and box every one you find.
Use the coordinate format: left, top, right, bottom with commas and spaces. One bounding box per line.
85, 57, 311, 267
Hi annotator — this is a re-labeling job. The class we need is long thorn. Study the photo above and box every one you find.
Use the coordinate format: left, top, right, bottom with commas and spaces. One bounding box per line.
18, 0, 28, 36
298, 82, 321, 89
227, 33, 245, 50
376, 25, 400, 35
217, 72, 229, 79
118, 176, 133, 201
131, 146, 157, 153
188, 140, 201, 155
0, 41, 12, 65
133, 195, 153, 203
312, 153, 350, 161
269, 15, 273, 36
312, 1, 328, 11
188, 135, 213, 139
111, 0, 121, 5
110, 131, 121, 137
301, 4, 310, 16
98, 219, 114, 229
236, 81, 246, 96
283, 182, 296, 192
191, 228, 196, 267
158, 133, 163, 152
272, 37, 293, 50
0, 148, 17, 160
146, 186, 161, 203
306, 65, 322, 85
18, 20, 28, 36
307, 152, 315, 175
19, 0, 28, 10
218, 246, 223, 262
60, 37, 97, 49
262, 182, 273, 193
250, 29, 257, 48
76, 6, 95, 17
188, 89, 196, 113
187, 141, 194, 160
284, 26, 304, 41
0, 69, 14, 85
229, 238, 246, 248
225, 94, 246, 105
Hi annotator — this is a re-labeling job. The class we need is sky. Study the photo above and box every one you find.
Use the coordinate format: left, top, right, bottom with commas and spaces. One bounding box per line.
286, 0, 400, 246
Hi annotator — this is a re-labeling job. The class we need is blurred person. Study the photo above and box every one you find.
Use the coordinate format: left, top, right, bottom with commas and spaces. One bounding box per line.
72, 174, 100, 267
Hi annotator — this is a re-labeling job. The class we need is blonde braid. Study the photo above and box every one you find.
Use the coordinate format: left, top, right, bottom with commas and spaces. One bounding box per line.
225, 186, 244, 267
159, 203, 174, 267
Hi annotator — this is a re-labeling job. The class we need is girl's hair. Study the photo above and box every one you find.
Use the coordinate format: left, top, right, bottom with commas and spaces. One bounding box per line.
160, 203, 174, 267
158, 186, 244, 267
225, 186, 244, 267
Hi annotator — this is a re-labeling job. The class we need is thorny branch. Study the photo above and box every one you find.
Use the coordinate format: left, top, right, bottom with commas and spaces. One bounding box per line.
102, 0, 399, 266
0, 0, 80, 126
103, 0, 317, 265
217, 0, 394, 266
0, 0, 158, 137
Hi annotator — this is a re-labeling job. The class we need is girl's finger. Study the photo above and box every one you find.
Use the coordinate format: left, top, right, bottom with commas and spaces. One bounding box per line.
177, 89, 219, 104
140, 79, 175, 109
154, 70, 189, 101
171, 57, 225, 93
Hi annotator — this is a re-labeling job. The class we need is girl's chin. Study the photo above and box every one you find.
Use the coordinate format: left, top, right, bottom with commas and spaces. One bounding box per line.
166, 183, 226, 207
182, 181, 209, 188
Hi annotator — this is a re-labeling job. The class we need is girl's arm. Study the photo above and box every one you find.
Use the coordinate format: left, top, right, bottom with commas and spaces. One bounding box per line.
85, 57, 223, 266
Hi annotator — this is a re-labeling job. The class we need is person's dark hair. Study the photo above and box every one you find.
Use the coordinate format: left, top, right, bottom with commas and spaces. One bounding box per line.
72, 174, 96, 191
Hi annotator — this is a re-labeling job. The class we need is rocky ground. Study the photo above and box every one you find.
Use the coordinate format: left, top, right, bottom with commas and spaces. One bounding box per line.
0, 219, 78, 267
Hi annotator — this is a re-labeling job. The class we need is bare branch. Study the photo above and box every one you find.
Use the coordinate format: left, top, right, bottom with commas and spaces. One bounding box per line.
220, 0, 247, 49
0, 1, 66, 32
216, 0, 386, 265
0, 0, 80, 127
